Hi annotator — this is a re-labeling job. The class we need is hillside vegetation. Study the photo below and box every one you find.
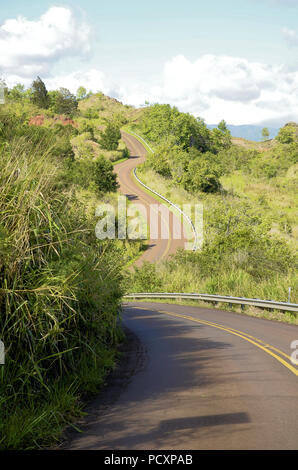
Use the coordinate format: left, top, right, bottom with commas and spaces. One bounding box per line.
0, 80, 144, 449
0, 79, 297, 449
127, 105, 298, 310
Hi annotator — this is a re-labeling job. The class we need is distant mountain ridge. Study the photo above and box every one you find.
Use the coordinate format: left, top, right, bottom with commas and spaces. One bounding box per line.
207, 124, 279, 142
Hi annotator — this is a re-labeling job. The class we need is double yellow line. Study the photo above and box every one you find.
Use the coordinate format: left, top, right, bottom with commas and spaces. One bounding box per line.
132, 307, 298, 377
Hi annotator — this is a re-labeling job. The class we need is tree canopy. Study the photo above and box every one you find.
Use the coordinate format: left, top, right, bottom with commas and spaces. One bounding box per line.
50, 87, 78, 116
99, 121, 121, 150
31, 76, 49, 109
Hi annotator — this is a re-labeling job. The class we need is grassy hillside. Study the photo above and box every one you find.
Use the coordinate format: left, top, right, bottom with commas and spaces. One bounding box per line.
0, 88, 145, 449
230, 136, 277, 151
1, 82, 297, 449
78, 91, 143, 124
127, 106, 298, 316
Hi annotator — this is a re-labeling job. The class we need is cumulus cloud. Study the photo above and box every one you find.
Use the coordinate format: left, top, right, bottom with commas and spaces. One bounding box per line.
1, 6, 298, 126
49, 54, 298, 126
0, 7, 91, 79
45, 69, 108, 94
112, 54, 298, 126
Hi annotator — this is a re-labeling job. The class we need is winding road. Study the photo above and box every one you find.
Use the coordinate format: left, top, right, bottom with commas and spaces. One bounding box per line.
115, 132, 186, 266
65, 132, 298, 450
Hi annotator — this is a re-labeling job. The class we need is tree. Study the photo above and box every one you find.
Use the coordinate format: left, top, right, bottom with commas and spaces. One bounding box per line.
78, 120, 95, 140
76, 86, 87, 101
262, 127, 270, 141
146, 137, 179, 178
218, 119, 228, 133
93, 156, 118, 193
182, 153, 221, 193
276, 124, 297, 144
31, 77, 49, 109
9, 84, 25, 101
51, 88, 78, 116
23, 88, 33, 100
99, 121, 121, 150
212, 120, 232, 150
83, 108, 99, 119
140, 103, 212, 153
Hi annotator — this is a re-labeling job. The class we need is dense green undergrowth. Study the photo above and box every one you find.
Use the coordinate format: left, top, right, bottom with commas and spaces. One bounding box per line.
0, 100, 141, 449
127, 105, 298, 307
1, 84, 297, 448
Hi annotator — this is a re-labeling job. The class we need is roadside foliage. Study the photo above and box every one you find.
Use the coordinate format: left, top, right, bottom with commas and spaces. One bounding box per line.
128, 105, 298, 308
0, 82, 297, 449
0, 83, 141, 449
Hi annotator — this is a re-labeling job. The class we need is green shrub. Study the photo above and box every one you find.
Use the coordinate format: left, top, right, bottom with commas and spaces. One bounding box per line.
140, 103, 213, 152
0, 109, 123, 449
99, 121, 121, 150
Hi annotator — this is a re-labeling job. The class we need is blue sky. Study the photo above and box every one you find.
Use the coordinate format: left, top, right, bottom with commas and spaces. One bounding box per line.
1, 0, 298, 125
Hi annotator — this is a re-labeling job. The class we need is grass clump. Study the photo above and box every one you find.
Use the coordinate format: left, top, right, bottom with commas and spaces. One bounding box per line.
0, 107, 126, 449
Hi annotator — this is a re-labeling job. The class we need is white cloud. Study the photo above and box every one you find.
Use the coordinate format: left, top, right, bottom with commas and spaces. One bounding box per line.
45, 69, 108, 95
113, 54, 298, 126
0, 7, 91, 79
1, 6, 298, 126
36, 54, 298, 126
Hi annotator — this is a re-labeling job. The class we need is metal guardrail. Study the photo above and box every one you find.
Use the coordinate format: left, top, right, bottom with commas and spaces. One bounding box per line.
124, 292, 298, 312
128, 130, 199, 251
128, 130, 155, 154
125, 132, 298, 313
133, 168, 199, 251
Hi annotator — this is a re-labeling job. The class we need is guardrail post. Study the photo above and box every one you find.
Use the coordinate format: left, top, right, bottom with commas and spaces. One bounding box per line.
288, 287, 292, 303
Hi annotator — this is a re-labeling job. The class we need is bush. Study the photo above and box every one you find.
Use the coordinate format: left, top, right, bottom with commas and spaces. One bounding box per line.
182, 151, 221, 193
276, 123, 298, 144
78, 120, 95, 140
140, 103, 213, 152
0, 110, 123, 449
83, 108, 99, 119
99, 121, 121, 150
50, 88, 78, 116
65, 155, 118, 194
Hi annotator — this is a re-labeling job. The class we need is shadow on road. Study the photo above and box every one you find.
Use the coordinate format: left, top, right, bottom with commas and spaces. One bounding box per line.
64, 307, 254, 449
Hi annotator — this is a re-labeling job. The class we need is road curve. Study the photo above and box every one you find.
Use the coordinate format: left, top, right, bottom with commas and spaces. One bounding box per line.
64, 132, 298, 450
114, 132, 186, 266
67, 302, 298, 450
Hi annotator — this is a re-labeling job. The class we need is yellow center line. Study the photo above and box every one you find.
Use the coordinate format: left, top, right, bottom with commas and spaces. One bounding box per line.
129, 306, 298, 377
163, 311, 292, 361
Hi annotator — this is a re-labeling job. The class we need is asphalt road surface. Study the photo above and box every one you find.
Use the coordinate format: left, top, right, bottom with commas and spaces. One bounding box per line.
64, 132, 298, 450
67, 302, 298, 450
114, 132, 187, 266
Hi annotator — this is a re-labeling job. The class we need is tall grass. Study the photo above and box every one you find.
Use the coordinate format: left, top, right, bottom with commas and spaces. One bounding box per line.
0, 112, 123, 448
128, 164, 298, 311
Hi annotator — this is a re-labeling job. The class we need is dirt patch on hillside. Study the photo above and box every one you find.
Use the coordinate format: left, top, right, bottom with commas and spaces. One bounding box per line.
29, 114, 77, 127
29, 115, 44, 126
